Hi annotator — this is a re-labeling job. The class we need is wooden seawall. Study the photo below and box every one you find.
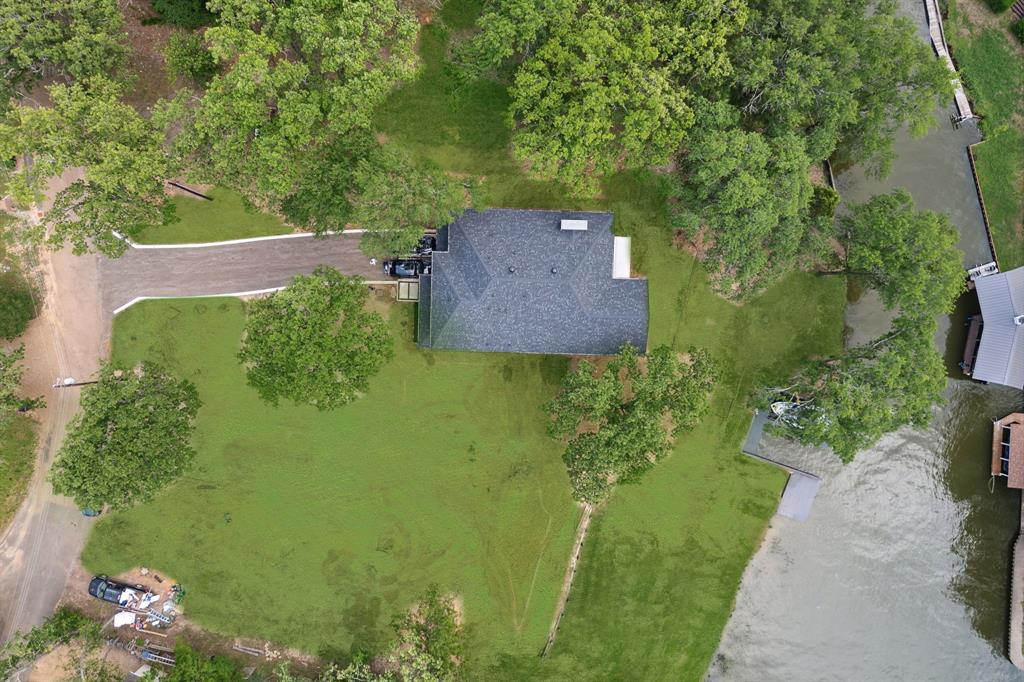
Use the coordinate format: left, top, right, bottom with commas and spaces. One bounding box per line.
1010, 497, 1024, 669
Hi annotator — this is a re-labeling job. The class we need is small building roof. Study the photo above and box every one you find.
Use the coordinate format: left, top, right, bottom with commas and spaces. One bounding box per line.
973, 267, 1024, 388
417, 209, 648, 355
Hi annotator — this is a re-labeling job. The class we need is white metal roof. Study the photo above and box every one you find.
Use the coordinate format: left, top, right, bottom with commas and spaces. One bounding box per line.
974, 267, 1024, 388
612, 236, 631, 279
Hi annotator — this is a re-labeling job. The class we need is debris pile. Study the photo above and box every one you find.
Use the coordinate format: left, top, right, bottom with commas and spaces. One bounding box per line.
112, 583, 184, 637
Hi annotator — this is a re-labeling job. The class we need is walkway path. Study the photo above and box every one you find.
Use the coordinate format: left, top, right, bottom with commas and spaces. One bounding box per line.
99, 232, 389, 317
924, 0, 974, 120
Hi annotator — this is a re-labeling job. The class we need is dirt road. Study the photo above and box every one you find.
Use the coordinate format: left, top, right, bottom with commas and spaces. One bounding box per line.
0, 243, 104, 642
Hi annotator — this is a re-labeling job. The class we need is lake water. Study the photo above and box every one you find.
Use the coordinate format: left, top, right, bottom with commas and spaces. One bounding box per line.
707, 1, 1024, 679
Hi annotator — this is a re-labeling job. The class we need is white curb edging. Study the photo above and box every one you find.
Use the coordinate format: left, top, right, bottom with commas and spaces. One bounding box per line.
112, 280, 397, 315
117, 229, 366, 250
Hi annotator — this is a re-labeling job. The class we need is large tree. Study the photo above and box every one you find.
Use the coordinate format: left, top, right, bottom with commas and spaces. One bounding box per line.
770, 314, 946, 462
728, 0, 951, 174
238, 267, 394, 410
463, 0, 746, 195
769, 191, 964, 461
546, 344, 715, 503
49, 363, 201, 510
674, 103, 815, 293
0, 77, 173, 256
353, 147, 466, 257
175, 0, 417, 213
0, 0, 127, 109
836, 190, 966, 317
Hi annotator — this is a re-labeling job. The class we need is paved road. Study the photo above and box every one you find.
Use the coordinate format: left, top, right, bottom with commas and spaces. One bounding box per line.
1, 228, 392, 644
99, 232, 388, 316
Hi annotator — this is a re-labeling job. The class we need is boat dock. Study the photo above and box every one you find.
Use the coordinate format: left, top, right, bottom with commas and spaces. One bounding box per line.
741, 411, 822, 522
992, 413, 1024, 668
923, 0, 974, 121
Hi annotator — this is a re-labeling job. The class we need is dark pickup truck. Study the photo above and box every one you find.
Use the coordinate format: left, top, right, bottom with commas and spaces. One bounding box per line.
88, 575, 141, 605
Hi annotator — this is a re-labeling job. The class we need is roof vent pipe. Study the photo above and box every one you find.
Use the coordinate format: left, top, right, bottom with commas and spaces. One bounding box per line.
1015, 315, 1024, 326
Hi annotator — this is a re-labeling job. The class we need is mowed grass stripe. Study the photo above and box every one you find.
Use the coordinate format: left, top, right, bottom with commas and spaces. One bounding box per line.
83, 298, 578, 662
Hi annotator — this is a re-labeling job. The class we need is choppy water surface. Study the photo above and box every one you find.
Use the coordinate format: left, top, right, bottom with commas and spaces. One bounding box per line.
708, 1, 1024, 679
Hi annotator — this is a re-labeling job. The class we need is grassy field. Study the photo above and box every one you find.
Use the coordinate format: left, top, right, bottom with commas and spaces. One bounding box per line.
948, 1, 1024, 268
0, 415, 37, 531
83, 298, 578, 664
136, 188, 293, 244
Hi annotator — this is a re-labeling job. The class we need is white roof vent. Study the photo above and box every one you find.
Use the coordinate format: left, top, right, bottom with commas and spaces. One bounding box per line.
560, 219, 588, 231
1015, 315, 1024, 326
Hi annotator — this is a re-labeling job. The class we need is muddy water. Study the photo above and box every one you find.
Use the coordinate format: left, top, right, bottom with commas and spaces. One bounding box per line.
707, 1, 1024, 679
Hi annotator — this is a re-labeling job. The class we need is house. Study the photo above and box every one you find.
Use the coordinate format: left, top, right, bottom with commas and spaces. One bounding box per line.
417, 209, 648, 355
971, 266, 1024, 389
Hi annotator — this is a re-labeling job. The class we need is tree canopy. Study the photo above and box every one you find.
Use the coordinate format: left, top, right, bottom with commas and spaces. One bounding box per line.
728, 0, 951, 175
0, 0, 127, 109
673, 103, 815, 291
353, 147, 466, 257
0, 608, 102, 680
238, 267, 394, 410
546, 344, 715, 503
464, 0, 746, 195
769, 192, 963, 460
175, 0, 417, 211
839, 189, 966, 317
771, 314, 946, 461
49, 362, 201, 510
0, 77, 173, 256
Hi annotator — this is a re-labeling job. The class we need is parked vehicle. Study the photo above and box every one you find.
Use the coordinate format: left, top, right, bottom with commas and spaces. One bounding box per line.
384, 259, 429, 277
415, 235, 436, 256
88, 575, 141, 604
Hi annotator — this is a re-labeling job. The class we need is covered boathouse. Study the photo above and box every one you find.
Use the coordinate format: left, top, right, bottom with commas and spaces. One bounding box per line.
993, 413, 1024, 488
968, 266, 1024, 389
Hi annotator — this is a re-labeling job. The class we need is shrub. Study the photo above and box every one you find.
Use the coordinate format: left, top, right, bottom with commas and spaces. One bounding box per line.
983, 0, 1013, 12
0, 284, 35, 340
810, 184, 841, 221
164, 32, 217, 83
147, 0, 215, 28
1013, 19, 1024, 44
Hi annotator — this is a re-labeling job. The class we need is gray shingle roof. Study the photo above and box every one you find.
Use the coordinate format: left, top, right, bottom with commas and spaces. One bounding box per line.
974, 267, 1024, 388
417, 209, 648, 355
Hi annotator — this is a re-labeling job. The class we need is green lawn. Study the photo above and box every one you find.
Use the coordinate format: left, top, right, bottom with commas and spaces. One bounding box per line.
948, 2, 1024, 268
83, 298, 578, 664
0, 414, 37, 531
136, 188, 293, 244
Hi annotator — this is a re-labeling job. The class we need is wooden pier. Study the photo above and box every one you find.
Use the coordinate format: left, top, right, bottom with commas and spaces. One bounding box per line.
923, 0, 974, 121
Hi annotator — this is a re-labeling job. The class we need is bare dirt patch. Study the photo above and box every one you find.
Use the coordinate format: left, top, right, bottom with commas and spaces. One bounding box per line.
119, 0, 179, 110
27, 642, 141, 682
